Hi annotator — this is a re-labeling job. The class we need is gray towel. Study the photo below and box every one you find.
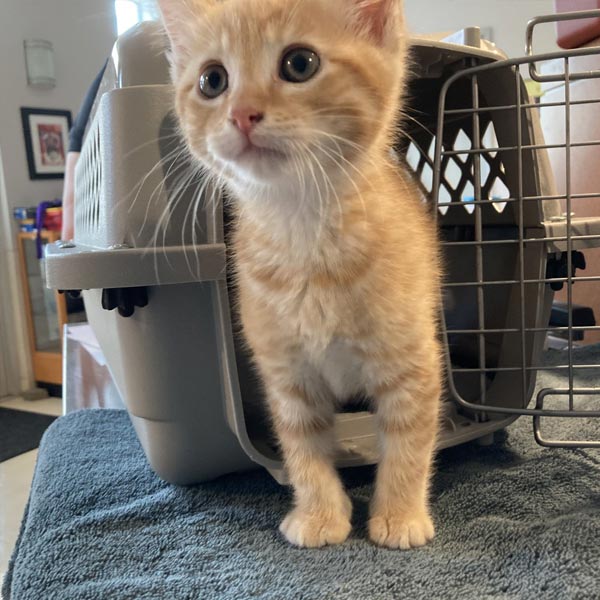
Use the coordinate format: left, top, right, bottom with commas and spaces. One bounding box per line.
4, 346, 600, 599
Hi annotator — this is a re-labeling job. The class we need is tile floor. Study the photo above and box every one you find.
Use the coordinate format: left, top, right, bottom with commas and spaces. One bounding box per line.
0, 396, 63, 589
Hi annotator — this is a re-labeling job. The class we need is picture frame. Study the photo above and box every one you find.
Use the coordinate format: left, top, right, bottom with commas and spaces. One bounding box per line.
20, 107, 72, 180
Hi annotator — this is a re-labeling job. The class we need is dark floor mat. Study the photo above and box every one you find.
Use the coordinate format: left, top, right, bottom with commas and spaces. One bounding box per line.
0, 407, 57, 462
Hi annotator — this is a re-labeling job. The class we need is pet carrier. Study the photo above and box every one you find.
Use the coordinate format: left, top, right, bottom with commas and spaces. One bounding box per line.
46, 13, 600, 485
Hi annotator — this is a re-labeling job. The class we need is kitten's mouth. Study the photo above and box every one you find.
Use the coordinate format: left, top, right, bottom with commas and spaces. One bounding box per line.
237, 140, 287, 162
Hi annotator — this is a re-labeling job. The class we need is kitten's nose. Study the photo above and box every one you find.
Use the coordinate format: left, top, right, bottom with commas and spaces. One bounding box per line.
230, 107, 264, 136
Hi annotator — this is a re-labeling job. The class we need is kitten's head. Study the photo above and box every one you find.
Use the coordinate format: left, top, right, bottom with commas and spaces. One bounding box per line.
158, 0, 408, 199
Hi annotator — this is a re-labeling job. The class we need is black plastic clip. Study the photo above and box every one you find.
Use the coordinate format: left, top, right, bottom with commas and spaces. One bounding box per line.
545, 251, 586, 291
58, 290, 82, 299
101, 287, 149, 318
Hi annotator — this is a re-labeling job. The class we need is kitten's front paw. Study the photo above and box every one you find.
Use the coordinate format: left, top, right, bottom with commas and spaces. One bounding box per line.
280, 508, 351, 548
368, 511, 434, 549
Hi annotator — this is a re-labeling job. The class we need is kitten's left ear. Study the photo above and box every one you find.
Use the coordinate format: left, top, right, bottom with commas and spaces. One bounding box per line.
345, 0, 404, 49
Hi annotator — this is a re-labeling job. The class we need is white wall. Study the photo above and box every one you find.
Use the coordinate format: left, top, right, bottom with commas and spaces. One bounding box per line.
0, 0, 116, 394
0, 0, 117, 210
405, 0, 558, 59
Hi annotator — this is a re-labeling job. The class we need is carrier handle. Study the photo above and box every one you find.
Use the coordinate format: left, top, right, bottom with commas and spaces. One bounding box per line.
526, 9, 600, 83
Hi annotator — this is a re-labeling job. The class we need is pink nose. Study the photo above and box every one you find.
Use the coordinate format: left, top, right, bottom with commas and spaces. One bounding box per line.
230, 107, 264, 135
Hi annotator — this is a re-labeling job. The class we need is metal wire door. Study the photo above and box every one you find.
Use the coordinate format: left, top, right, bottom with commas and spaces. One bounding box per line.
428, 11, 600, 448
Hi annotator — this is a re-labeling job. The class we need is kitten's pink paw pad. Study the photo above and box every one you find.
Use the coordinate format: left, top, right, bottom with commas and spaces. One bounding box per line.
280, 509, 351, 548
368, 513, 434, 549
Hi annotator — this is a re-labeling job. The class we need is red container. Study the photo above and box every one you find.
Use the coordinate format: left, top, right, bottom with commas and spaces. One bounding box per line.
555, 0, 600, 48
43, 207, 63, 231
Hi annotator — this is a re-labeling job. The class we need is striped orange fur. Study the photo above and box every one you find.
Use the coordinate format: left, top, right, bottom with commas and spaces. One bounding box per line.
159, 0, 442, 549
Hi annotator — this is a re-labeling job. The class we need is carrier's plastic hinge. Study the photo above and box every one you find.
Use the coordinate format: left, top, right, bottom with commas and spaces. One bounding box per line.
101, 287, 149, 318
545, 251, 586, 291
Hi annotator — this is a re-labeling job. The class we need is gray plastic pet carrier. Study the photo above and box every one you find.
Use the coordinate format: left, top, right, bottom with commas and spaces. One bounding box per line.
46, 13, 600, 485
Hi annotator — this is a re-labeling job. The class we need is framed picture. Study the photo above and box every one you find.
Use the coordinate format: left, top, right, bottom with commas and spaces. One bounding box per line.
20, 107, 72, 180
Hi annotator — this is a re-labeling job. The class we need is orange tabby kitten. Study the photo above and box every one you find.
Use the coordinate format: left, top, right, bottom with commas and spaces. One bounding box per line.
158, 0, 442, 549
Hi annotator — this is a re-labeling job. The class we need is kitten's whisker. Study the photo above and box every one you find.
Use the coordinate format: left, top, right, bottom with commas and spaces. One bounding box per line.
302, 128, 381, 177
118, 150, 178, 217
137, 146, 191, 237
200, 162, 228, 237
296, 142, 328, 241
285, 0, 306, 25
140, 160, 188, 255
291, 142, 307, 197
300, 127, 371, 156
123, 145, 189, 218
121, 132, 181, 160
151, 165, 202, 280
299, 106, 380, 121
399, 111, 437, 140
311, 140, 369, 223
303, 143, 343, 231
312, 134, 373, 186
136, 164, 192, 258
148, 163, 198, 256
161, 165, 202, 274
288, 141, 318, 230
189, 174, 209, 280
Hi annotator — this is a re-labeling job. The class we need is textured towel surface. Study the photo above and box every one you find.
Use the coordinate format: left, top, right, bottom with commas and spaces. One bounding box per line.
4, 347, 600, 600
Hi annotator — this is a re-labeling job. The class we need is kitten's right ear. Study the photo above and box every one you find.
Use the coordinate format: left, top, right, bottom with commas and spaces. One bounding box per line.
344, 0, 404, 50
157, 0, 211, 74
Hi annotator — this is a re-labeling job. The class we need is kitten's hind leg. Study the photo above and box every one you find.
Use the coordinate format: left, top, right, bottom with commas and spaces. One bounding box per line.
265, 370, 352, 548
366, 350, 441, 549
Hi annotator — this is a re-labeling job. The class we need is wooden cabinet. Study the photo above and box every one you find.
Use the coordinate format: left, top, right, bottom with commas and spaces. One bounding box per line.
16, 230, 85, 385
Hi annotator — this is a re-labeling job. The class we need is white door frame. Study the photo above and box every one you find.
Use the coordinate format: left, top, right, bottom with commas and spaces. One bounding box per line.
0, 145, 33, 396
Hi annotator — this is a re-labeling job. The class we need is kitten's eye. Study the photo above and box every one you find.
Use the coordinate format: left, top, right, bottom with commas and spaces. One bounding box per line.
280, 48, 320, 83
199, 64, 228, 99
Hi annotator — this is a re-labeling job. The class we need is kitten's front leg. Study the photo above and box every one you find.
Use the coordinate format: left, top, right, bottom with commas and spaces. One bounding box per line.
367, 352, 441, 549
264, 370, 352, 548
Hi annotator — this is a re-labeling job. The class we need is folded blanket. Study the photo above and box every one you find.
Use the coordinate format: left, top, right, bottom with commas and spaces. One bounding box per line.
4, 346, 600, 600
